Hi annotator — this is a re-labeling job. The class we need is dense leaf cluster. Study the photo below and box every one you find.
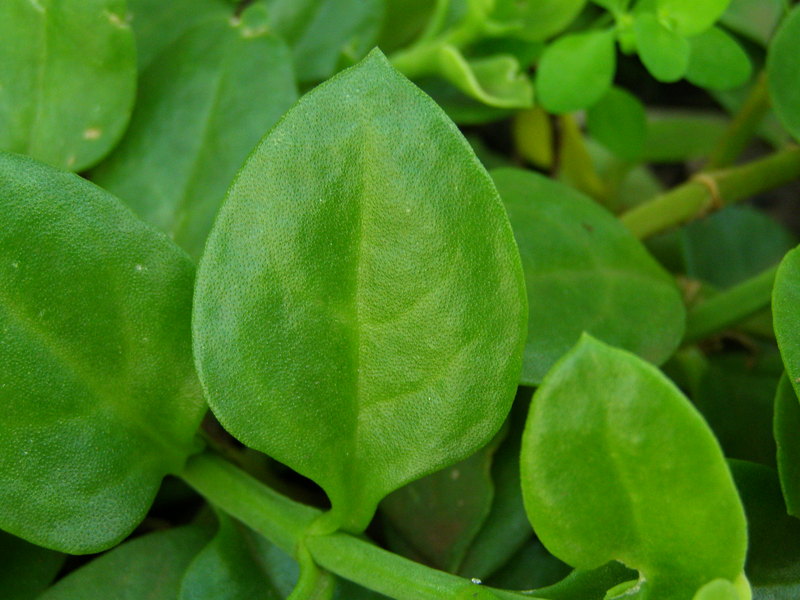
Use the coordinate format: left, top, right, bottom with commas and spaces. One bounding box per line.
2, 0, 800, 599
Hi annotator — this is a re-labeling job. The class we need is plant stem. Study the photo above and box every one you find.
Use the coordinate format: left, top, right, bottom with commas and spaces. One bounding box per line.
181, 451, 319, 555
620, 146, 800, 239
683, 265, 778, 344
181, 450, 537, 600
704, 72, 770, 170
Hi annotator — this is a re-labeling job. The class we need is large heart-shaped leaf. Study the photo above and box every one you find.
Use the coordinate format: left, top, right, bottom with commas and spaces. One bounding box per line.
193, 50, 527, 533
90, 3, 298, 259
492, 168, 685, 385
0, 0, 136, 171
521, 335, 747, 597
0, 152, 205, 553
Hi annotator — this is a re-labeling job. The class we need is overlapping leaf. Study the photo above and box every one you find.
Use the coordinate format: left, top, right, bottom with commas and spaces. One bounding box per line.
0, 153, 205, 553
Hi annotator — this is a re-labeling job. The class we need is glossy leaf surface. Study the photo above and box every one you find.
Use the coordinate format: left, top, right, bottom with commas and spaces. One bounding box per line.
767, 5, 800, 143
634, 13, 690, 83
194, 51, 527, 533
657, 0, 732, 36
686, 27, 752, 91
0, 153, 205, 553
39, 526, 211, 599
521, 336, 747, 597
90, 4, 297, 259
0, 0, 136, 171
536, 30, 616, 114
774, 375, 800, 518
0, 530, 64, 600
492, 168, 685, 385
180, 513, 296, 600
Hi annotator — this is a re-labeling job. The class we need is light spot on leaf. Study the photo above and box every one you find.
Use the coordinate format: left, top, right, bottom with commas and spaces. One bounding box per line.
83, 128, 102, 140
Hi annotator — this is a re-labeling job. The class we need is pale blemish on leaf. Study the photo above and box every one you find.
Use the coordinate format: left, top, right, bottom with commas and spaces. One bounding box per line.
83, 128, 102, 140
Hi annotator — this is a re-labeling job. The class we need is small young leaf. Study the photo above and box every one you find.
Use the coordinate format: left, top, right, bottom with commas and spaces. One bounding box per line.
0, 153, 205, 553
767, 4, 800, 143
634, 12, 690, 83
521, 336, 747, 597
0, 530, 64, 600
492, 168, 685, 385
90, 4, 298, 259
692, 579, 740, 600
438, 46, 534, 109
0, 0, 136, 171
774, 375, 800, 517
686, 27, 752, 91
657, 0, 733, 36
193, 50, 527, 533
536, 29, 616, 114
180, 513, 297, 600
39, 526, 212, 600
586, 87, 647, 160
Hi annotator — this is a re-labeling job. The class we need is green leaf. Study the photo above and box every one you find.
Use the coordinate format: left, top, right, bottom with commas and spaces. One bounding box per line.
380, 430, 503, 572
491, 168, 685, 385
493, 0, 588, 41
586, 87, 647, 161
774, 375, 800, 518
0, 153, 205, 553
634, 12, 690, 82
678, 206, 795, 289
657, 0, 733, 36
521, 336, 747, 597
193, 50, 527, 534
39, 526, 211, 599
767, 5, 800, 143
729, 460, 800, 596
458, 391, 533, 580
686, 27, 752, 91
90, 4, 297, 259
265, 0, 384, 83
180, 513, 297, 600
377, 0, 433, 53
693, 352, 781, 467
536, 29, 616, 114
126, 0, 231, 70
0, 530, 64, 600
720, 0, 783, 46
774, 245, 800, 402
438, 46, 534, 109
0, 0, 136, 171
